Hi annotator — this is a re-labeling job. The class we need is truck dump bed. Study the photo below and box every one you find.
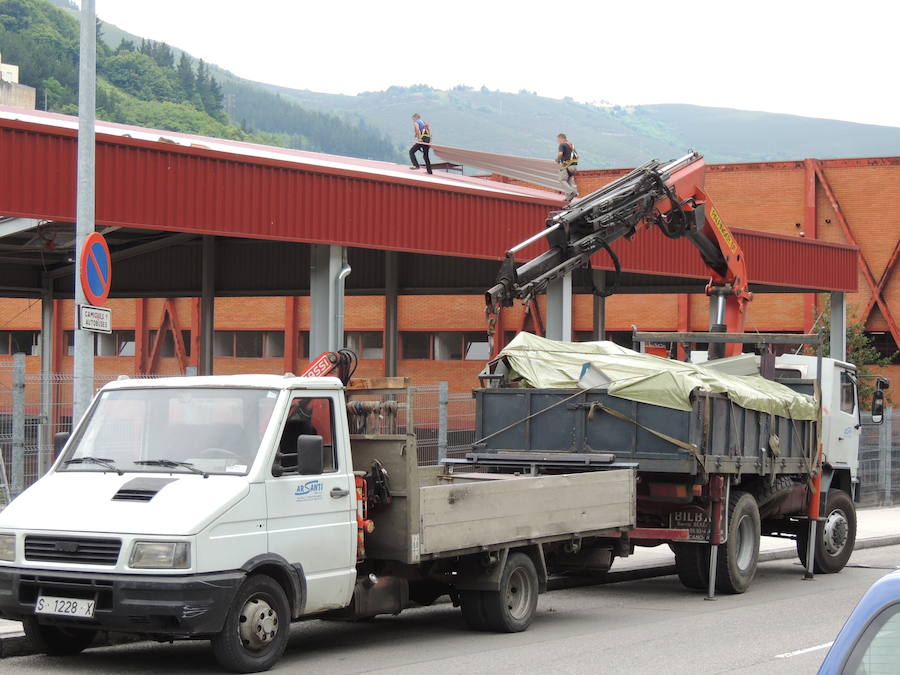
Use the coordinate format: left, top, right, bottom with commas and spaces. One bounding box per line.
473, 387, 817, 476
351, 435, 635, 564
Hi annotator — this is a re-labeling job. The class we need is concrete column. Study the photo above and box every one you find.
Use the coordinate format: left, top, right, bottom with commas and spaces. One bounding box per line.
39, 279, 54, 477
199, 236, 215, 375
384, 251, 399, 376
592, 270, 606, 341
545, 274, 572, 341
309, 244, 349, 358
830, 291, 847, 361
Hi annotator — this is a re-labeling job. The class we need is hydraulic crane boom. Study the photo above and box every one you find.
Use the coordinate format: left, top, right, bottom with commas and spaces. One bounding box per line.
485, 152, 752, 357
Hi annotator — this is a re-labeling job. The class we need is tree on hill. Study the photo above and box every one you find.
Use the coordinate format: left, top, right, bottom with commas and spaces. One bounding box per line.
176, 52, 194, 100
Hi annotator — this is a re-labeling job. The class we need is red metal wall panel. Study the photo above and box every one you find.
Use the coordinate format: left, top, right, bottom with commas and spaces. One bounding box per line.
0, 117, 857, 293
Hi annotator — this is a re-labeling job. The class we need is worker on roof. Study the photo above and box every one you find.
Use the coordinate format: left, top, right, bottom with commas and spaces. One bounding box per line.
409, 113, 433, 175
556, 133, 578, 201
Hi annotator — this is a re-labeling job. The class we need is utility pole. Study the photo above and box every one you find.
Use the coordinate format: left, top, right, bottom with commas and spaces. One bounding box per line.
73, 0, 96, 424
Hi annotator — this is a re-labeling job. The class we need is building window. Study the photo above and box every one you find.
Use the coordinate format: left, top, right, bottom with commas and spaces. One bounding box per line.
299, 331, 310, 359
463, 332, 490, 360
401, 332, 431, 359
346, 332, 384, 359
0, 331, 39, 355
214, 331, 283, 358
96, 330, 135, 357
866, 332, 900, 364
400, 332, 490, 361
149, 330, 191, 358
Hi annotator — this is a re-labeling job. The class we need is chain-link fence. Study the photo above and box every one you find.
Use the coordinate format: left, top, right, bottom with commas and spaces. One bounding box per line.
409, 383, 477, 465
858, 409, 897, 507
0, 355, 160, 506
0, 365, 479, 503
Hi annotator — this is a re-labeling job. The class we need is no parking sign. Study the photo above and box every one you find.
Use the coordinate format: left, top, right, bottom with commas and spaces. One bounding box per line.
79, 231, 112, 306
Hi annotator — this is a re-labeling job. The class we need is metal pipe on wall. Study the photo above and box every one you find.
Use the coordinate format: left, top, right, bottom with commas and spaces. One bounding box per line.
199, 236, 215, 375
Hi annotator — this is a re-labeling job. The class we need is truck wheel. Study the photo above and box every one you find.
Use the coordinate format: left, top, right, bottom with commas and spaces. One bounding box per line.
211, 574, 290, 673
482, 552, 539, 632
755, 475, 796, 518
797, 489, 856, 574
716, 491, 761, 594
459, 591, 489, 631
673, 543, 709, 590
22, 618, 96, 656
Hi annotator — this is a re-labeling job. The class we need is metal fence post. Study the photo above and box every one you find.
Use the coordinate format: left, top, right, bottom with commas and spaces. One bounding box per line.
883, 407, 893, 506
12, 353, 26, 497
438, 381, 449, 462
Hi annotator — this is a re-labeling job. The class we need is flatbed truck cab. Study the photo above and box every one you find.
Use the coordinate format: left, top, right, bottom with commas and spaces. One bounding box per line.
0, 374, 635, 672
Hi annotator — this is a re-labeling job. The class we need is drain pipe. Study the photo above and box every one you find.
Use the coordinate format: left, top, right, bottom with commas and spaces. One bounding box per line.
335, 250, 351, 348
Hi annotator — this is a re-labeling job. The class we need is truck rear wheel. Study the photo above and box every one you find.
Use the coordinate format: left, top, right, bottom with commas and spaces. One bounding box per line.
211, 574, 290, 673
482, 552, 539, 632
716, 491, 760, 594
22, 618, 96, 656
797, 489, 856, 574
673, 543, 709, 590
459, 591, 489, 631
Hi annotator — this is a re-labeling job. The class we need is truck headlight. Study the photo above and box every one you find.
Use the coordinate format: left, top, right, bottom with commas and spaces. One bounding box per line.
129, 541, 190, 569
0, 534, 14, 562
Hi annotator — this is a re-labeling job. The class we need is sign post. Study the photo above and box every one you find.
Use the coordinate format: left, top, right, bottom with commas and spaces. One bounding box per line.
73, 0, 97, 425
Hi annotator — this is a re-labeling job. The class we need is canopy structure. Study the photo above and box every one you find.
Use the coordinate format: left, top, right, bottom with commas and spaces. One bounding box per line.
496, 333, 817, 420
0, 106, 859, 376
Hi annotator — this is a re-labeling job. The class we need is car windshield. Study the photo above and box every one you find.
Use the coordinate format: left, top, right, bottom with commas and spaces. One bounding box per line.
59, 387, 280, 476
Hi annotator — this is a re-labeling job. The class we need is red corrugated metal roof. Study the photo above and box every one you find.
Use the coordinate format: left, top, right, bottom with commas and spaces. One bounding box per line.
0, 107, 857, 293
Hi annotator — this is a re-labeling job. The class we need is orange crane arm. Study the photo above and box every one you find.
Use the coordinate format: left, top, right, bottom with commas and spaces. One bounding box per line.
485, 152, 752, 357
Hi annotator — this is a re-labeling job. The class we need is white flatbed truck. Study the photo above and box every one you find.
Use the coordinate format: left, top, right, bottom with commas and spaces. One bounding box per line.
0, 375, 634, 672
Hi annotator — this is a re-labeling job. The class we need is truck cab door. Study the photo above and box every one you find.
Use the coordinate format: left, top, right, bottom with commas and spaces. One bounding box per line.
825, 367, 860, 471
265, 394, 355, 613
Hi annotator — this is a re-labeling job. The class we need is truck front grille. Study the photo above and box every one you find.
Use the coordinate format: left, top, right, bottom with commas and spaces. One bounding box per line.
24, 536, 121, 566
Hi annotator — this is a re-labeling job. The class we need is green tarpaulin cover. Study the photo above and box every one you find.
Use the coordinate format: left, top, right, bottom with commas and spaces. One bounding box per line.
498, 333, 817, 420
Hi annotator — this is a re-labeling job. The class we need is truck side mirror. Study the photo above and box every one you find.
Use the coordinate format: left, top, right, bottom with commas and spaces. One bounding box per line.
53, 432, 70, 457
297, 435, 324, 475
871, 390, 885, 425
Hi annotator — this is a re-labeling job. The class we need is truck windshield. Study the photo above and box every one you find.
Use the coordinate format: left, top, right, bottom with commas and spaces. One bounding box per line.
59, 387, 279, 476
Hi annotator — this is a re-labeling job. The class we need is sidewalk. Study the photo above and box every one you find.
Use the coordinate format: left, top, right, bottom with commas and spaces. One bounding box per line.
611, 503, 900, 574
1, 505, 899, 657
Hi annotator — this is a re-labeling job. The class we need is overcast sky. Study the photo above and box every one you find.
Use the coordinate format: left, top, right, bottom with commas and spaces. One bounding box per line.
89, 0, 899, 128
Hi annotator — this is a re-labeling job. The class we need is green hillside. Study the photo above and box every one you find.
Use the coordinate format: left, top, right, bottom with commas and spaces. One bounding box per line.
262, 84, 900, 168
3, 0, 402, 161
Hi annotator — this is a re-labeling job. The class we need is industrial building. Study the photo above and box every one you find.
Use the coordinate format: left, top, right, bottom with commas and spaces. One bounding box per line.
0, 107, 896, 395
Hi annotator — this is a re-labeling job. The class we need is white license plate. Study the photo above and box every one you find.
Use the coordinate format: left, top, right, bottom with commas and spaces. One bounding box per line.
35, 595, 95, 618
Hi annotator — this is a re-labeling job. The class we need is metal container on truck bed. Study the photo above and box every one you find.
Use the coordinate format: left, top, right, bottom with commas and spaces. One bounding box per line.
473, 387, 817, 476
350, 434, 635, 564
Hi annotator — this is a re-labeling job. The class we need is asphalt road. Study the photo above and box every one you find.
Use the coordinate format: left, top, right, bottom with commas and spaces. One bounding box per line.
5, 545, 900, 674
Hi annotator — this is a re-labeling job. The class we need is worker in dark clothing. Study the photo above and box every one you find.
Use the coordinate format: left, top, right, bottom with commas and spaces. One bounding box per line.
409, 113, 433, 174
556, 133, 578, 200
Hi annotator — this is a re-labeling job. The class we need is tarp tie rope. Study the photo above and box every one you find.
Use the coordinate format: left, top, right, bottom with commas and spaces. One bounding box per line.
472, 388, 590, 446
587, 402, 707, 481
